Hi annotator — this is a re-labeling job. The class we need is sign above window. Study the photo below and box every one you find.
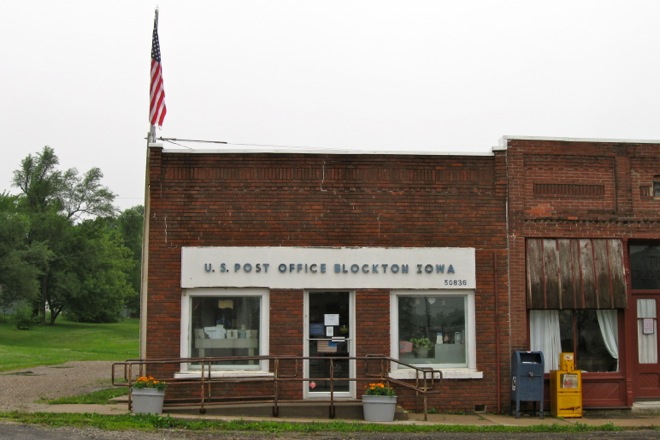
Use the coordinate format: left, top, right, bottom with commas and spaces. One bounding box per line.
181, 246, 475, 289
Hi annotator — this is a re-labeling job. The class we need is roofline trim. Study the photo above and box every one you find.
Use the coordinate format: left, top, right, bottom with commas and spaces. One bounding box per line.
150, 145, 496, 157
499, 135, 660, 147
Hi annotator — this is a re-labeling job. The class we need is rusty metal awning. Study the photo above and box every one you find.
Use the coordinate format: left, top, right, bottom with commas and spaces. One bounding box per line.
526, 238, 627, 309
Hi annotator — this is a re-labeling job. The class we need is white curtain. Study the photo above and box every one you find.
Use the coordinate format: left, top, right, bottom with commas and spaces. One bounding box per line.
530, 310, 561, 373
596, 309, 619, 371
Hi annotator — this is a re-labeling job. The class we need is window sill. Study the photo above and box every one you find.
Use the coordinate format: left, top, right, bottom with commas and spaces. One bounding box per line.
390, 368, 483, 380
174, 371, 274, 379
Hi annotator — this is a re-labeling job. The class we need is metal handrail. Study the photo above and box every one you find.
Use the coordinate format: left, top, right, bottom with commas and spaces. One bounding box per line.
112, 354, 442, 420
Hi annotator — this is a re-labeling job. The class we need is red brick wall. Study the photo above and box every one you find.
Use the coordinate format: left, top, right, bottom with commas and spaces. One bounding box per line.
145, 148, 509, 412
507, 139, 660, 228
506, 139, 660, 324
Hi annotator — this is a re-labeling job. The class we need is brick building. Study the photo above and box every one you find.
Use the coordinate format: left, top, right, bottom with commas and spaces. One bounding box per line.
505, 137, 660, 408
141, 136, 659, 413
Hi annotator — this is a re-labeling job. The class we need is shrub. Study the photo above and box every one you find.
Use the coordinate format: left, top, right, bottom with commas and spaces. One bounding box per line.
14, 304, 35, 330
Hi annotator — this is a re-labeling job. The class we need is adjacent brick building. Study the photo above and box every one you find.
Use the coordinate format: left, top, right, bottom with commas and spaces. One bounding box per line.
142, 136, 660, 413
505, 137, 660, 408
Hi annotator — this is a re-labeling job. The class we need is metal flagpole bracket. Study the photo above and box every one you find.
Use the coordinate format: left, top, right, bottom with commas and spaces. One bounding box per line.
147, 126, 162, 148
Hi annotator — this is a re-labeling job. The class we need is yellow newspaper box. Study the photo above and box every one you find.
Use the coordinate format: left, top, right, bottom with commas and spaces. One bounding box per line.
550, 353, 582, 418
559, 351, 575, 371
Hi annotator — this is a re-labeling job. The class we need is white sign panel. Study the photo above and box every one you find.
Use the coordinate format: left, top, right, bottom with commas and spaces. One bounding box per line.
181, 247, 475, 289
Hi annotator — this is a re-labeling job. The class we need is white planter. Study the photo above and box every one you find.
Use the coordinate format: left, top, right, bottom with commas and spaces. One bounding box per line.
362, 395, 397, 422
131, 388, 165, 414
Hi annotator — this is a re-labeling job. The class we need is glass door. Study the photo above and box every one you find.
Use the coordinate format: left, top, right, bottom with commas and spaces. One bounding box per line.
304, 291, 354, 398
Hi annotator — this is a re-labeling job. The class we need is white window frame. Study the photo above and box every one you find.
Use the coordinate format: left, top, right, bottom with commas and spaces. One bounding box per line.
389, 289, 482, 380
177, 287, 270, 376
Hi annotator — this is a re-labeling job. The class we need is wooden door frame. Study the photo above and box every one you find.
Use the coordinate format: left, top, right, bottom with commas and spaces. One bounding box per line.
627, 293, 660, 399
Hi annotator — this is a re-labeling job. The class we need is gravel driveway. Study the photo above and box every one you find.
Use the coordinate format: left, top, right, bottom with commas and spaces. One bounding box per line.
0, 361, 114, 412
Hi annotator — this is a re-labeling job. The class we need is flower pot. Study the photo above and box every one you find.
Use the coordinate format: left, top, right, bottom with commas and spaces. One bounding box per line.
131, 388, 165, 414
362, 395, 397, 422
414, 347, 430, 358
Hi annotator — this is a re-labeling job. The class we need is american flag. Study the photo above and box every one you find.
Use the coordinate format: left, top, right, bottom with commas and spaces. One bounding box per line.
150, 9, 166, 127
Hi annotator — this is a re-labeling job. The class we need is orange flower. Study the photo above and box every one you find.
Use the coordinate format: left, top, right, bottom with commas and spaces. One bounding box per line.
364, 382, 395, 396
133, 375, 166, 391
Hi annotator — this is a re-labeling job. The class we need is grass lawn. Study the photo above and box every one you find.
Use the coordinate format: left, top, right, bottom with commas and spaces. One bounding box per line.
0, 318, 139, 372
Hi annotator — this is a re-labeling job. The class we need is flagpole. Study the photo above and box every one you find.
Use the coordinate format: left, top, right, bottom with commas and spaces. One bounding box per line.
142, 6, 164, 359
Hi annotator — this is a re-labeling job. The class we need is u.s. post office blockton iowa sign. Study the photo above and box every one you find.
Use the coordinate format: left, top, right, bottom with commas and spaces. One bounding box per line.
181, 247, 475, 290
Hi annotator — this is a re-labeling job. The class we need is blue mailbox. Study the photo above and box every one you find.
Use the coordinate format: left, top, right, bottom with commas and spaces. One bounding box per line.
510, 350, 544, 418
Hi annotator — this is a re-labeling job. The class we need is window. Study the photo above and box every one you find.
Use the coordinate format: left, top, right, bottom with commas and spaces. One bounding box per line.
654, 176, 660, 198
391, 290, 477, 375
180, 288, 269, 372
530, 309, 619, 373
630, 244, 660, 290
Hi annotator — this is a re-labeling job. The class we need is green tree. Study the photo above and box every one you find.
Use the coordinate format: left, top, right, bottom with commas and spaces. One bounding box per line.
0, 193, 51, 310
63, 219, 133, 323
115, 206, 144, 317
29, 212, 72, 323
10, 146, 118, 324
13, 146, 115, 220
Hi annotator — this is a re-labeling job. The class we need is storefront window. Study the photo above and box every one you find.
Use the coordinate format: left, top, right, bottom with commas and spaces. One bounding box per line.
630, 244, 660, 290
182, 288, 268, 371
530, 309, 619, 372
394, 292, 472, 368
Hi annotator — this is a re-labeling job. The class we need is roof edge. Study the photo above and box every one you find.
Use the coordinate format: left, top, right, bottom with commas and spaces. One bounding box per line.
499, 135, 660, 147
153, 145, 495, 157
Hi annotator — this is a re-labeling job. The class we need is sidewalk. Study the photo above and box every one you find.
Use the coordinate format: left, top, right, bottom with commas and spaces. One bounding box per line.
21, 401, 660, 430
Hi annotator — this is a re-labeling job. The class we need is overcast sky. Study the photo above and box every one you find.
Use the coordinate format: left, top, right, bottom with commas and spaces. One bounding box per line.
1, 1, 659, 211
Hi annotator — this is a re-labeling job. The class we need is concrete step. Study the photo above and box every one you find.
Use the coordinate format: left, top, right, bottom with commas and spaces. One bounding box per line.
632, 401, 660, 415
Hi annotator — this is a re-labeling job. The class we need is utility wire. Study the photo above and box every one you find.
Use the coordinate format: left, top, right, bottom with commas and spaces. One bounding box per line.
158, 137, 227, 145
157, 136, 351, 152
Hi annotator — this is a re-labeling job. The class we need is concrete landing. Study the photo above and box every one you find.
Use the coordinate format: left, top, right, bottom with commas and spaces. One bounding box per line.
632, 401, 660, 415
